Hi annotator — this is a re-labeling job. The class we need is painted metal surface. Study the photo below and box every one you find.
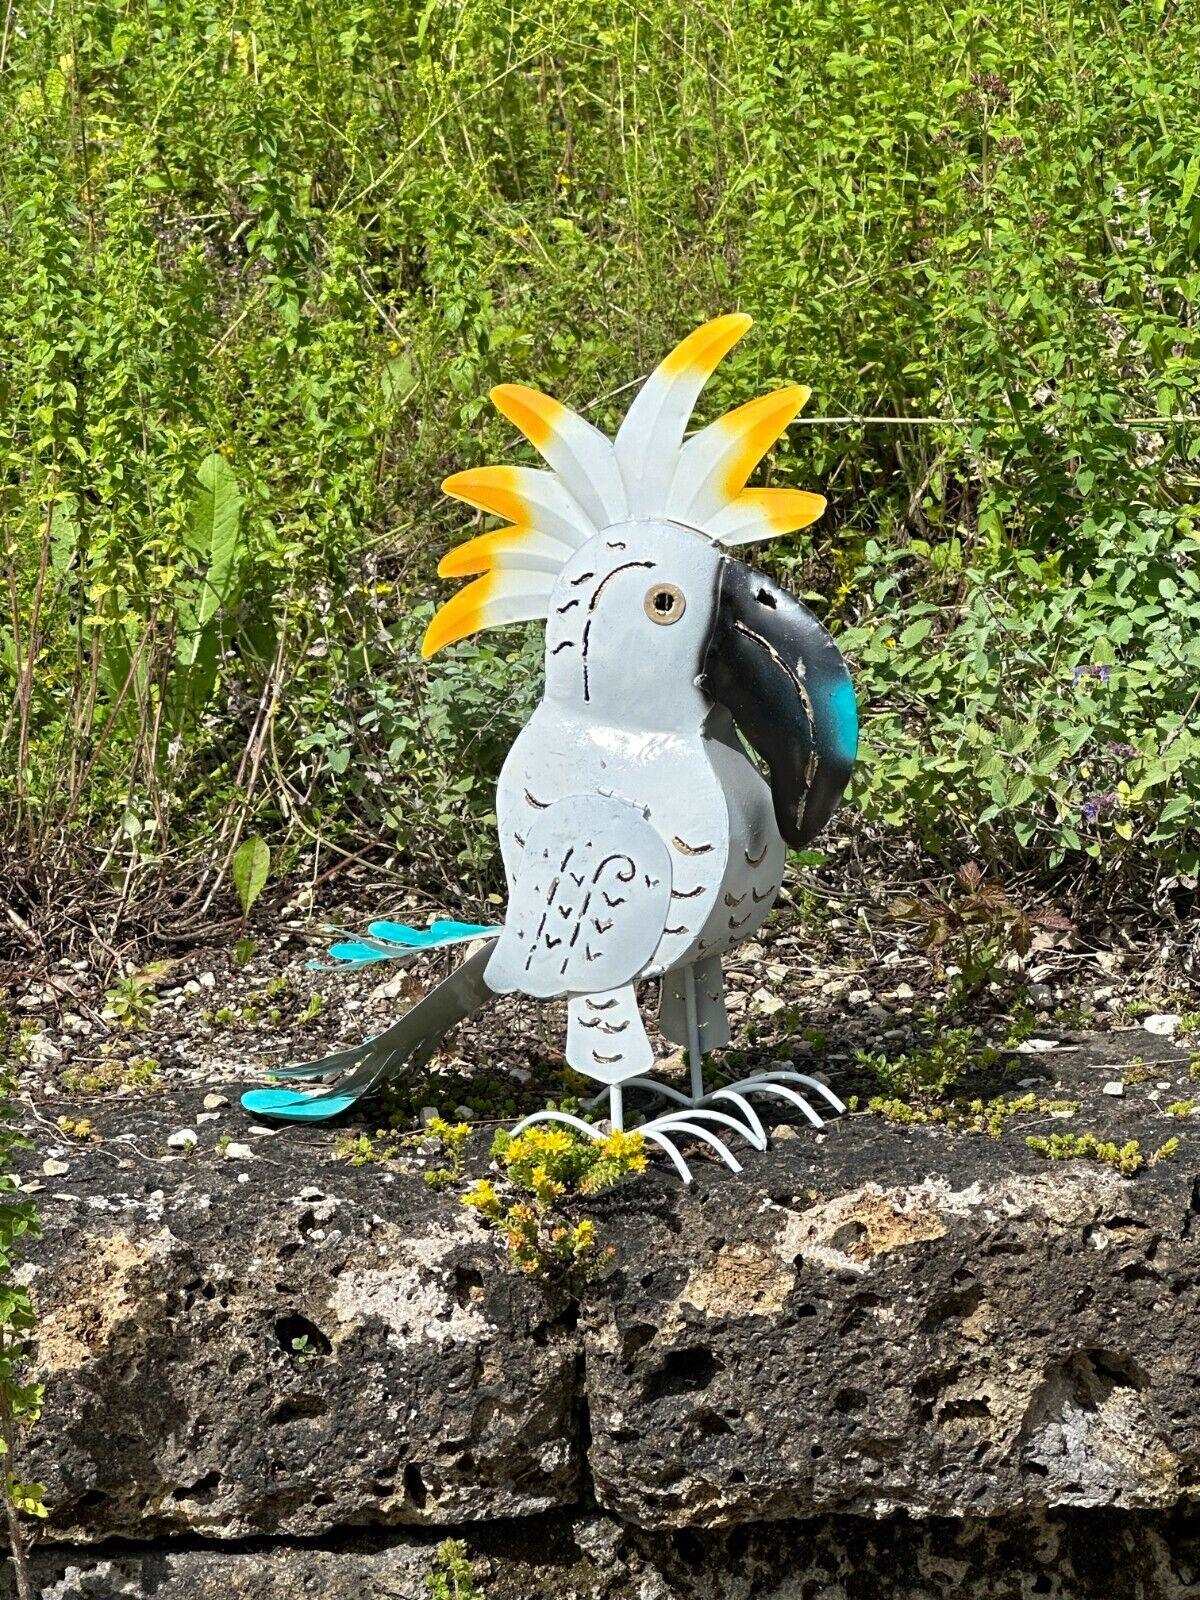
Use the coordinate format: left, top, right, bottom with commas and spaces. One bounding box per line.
243, 314, 859, 1179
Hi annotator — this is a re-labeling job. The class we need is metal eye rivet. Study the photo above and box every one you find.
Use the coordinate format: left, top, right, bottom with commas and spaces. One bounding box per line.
645, 583, 686, 625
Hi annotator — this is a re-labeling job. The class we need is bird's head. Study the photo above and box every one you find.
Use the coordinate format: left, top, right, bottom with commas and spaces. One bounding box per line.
423, 316, 858, 849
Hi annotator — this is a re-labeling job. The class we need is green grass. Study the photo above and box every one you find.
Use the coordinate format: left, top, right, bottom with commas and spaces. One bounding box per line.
2, 0, 1198, 930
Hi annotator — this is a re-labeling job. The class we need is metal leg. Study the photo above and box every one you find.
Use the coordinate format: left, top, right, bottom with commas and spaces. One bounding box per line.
684, 963, 705, 1102
610, 1081, 624, 1132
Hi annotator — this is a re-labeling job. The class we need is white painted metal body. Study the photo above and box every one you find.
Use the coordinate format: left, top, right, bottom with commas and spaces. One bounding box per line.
485, 520, 786, 1087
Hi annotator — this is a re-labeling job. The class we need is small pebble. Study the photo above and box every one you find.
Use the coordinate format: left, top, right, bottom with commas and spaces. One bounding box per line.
167, 1129, 198, 1149
27, 1033, 63, 1066
1143, 1013, 1180, 1037
222, 1142, 254, 1160
419, 1106, 440, 1127
1102, 1081, 1124, 1098
42, 1158, 70, 1177
203, 1093, 229, 1110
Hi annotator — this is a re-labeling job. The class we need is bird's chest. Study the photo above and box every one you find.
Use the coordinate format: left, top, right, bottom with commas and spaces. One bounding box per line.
497, 711, 728, 934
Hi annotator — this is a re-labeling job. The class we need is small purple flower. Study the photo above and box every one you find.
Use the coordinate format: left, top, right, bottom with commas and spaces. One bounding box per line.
1107, 741, 1138, 760
1081, 792, 1118, 824
1072, 663, 1112, 683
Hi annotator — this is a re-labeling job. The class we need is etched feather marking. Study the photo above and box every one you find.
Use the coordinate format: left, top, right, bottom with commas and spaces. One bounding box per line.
592, 1049, 622, 1063
671, 885, 705, 899
581, 559, 655, 701
606, 540, 627, 550
570, 871, 585, 886
593, 853, 636, 884
556, 598, 581, 613
570, 570, 596, 586
585, 946, 601, 961
550, 638, 576, 654
728, 910, 752, 930
586, 998, 619, 1011
602, 892, 626, 908
525, 789, 550, 809
664, 924, 688, 935
672, 836, 714, 855
525, 908, 550, 969
558, 904, 572, 918
745, 842, 768, 867
513, 833, 526, 848
578, 1017, 629, 1034
568, 894, 591, 948
545, 935, 563, 950
724, 891, 746, 908
593, 917, 613, 934
752, 885, 773, 903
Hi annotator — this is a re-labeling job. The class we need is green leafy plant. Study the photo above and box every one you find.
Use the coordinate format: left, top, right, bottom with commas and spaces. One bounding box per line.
331, 1131, 399, 1167
99, 966, 168, 1031
231, 837, 271, 919
0, 1061, 46, 1600
60, 1054, 160, 1096
856, 1025, 998, 1106
1026, 1132, 1180, 1175
426, 1538, 479, 1600
420, 1117, 472, 1189
3, 0, 1199, 932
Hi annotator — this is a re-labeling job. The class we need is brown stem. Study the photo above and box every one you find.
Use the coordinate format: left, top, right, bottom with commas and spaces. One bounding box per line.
0, 1391, 35, 1600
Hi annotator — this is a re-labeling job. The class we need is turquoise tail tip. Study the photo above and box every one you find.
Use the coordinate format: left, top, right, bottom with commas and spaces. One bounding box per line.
240, 1087, 357, 1121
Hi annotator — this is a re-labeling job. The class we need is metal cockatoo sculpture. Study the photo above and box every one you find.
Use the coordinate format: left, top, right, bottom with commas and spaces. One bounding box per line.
243, 314, 858, 1180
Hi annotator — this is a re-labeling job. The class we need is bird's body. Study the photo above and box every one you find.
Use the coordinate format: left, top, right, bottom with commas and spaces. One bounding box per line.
488, 521, 786, 1086
243, 315, 858, 1178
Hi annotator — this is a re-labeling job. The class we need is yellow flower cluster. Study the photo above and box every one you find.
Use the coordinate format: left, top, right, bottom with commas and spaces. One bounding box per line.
461, 1122, 646, 1277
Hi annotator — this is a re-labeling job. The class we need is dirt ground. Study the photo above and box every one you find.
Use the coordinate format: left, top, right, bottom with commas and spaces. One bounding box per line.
9, 845, 1200, 1185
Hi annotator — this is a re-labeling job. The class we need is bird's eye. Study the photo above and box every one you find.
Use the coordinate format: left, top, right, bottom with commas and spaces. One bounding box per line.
643, 582, 686, 625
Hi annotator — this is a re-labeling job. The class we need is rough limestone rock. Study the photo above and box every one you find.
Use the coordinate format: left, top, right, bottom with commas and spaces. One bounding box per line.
19, 1027, 1200, 1596
29, 1508, 1200, 1599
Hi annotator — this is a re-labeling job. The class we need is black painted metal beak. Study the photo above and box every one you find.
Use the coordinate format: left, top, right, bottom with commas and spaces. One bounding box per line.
699, 559, 858, 849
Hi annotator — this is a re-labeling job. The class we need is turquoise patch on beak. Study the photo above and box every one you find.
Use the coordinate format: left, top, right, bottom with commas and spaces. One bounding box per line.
829, 676, 859, 762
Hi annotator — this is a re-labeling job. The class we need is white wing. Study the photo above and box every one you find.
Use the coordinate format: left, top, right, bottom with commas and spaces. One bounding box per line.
485, 794, 672, 999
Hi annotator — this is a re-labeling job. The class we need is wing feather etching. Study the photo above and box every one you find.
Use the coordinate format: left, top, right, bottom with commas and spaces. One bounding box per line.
485, 793, 672, 999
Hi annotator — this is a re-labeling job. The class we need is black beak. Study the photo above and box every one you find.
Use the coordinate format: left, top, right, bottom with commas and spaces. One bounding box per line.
699, 559, 858, 849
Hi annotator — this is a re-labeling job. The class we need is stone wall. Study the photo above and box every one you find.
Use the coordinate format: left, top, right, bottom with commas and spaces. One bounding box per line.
19, 1034, 1200, 1597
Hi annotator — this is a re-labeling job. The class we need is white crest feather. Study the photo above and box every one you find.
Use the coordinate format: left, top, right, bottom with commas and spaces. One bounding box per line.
428, 316, 824, 656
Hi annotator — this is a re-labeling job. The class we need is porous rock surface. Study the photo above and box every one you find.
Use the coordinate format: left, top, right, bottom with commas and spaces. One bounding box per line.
21, 1027, 1200, 1596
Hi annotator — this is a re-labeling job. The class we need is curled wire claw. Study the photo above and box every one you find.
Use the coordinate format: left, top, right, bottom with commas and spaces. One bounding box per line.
725, 1068, 845, 1115
509, 1109, 607, 1142
631, 1111, 749, 1178
706, 1087, 768, 1149
512, 1068, 843, 1186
